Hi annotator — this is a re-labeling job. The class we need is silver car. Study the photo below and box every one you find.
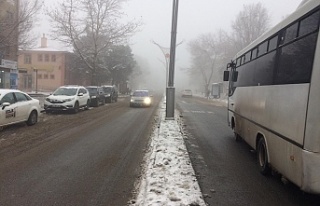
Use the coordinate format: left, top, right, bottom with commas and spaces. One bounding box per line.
130, 90, 152, 107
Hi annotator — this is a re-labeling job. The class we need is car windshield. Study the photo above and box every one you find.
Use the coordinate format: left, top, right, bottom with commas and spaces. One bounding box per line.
87, 88, 98, 95
53, 88, 77, 96
133, 91, 149, 97
102, 87, 112, 93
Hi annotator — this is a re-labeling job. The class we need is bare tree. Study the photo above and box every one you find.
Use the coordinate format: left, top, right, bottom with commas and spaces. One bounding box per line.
231, 3, 270, 50
188, 30, 233, 97
18, 0, 42, 49
47, 0, 141, 85
0, 0, 41, 53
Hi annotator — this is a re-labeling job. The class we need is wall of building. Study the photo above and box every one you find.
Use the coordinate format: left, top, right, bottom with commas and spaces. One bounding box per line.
18, 51, 68, 92
0, 0, 19, 88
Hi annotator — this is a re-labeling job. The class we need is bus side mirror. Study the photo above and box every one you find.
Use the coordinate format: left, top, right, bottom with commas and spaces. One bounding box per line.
223, 71, 229, 81
233, 71, 238, 82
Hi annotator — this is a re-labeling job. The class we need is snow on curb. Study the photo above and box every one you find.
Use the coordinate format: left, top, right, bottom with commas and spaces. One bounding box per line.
131, 103, 206, 206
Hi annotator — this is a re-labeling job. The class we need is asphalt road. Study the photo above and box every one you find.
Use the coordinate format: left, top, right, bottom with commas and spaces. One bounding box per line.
0, 95, 161, 206
176, 96, 320, 206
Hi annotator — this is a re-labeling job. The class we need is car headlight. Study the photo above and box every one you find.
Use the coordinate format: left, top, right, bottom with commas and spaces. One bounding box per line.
65, 97, 75, 102
106, 94, 111, 97
130, 99, 134, 102
45, 98, 51, 102
91, 96, 97, 99
144, 97, 151, 104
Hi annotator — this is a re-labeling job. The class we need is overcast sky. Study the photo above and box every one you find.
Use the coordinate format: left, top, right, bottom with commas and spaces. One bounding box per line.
36, 0, 302, 90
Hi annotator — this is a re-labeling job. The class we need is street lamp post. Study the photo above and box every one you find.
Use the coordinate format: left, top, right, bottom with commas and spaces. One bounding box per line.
33, 68, 38, 93
166, 0, 179, 120
151, 40, 183, 89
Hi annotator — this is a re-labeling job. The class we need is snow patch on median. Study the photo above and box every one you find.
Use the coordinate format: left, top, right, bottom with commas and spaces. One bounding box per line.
130, 103, 206, 206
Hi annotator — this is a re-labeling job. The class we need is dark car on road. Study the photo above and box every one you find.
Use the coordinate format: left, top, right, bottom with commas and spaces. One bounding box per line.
101, 85, 118, 103
86, 86, 105, 107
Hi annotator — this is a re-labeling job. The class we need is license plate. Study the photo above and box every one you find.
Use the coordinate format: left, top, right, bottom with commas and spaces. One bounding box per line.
51, 105, 61, 107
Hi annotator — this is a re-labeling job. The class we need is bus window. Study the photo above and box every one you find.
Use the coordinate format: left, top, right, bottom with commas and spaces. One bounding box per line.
257, 41, 267, 57
284, 22, 298, 44
236, 57, 241, 67
268, 35, 278, 51
252, 48, 258, 60
299, 10, 320, 37
245, 51, 251, 63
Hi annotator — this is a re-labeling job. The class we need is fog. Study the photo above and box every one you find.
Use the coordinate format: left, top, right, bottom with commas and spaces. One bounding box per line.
35, 0, 302, 93
122, 0, 302, 93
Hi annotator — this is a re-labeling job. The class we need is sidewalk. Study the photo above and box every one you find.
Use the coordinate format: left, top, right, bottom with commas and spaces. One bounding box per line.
131, 100, 206, 206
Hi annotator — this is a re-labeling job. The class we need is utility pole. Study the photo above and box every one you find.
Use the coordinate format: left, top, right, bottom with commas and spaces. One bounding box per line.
166, 0, 179, 120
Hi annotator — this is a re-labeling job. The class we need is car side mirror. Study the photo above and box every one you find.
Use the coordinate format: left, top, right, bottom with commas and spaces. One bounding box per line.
2, 102, 10, 110
78, 93, 84, 96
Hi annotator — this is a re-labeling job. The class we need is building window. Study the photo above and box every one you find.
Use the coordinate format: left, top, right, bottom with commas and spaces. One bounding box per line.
38, 54, 43, 62
24, 54, 32, 64
45, 54, 49, 62
38, 74, 42, 79
50, 74, 55, 79
51, 55, 56, 62
44, 74, 48, 79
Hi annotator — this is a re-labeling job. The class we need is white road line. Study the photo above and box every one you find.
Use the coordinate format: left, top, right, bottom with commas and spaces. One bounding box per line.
182, 110, 214, 114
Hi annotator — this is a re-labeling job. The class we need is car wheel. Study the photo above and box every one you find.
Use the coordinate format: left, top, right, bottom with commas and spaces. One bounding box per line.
73, 101, 80, 113
26, 110, 38, 126
94, 99, 99, 107
85, 99, 90, 110
257, 137, 271, 175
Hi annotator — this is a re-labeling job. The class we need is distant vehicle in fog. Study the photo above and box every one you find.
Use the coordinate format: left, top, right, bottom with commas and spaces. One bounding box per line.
130, 90, 152, 107
181, 89, 192, 97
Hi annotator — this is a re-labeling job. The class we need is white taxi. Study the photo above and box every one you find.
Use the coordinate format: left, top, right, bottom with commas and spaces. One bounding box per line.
0, 89, 41, 128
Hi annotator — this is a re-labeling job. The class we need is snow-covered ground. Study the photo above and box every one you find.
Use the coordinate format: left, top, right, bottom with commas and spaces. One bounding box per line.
130, 100, 206, 206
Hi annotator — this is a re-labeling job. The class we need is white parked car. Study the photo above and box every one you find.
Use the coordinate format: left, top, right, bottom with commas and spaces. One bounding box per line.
181, 89, 193, 97
0, 89, 41, 128
44, 85, 91, 113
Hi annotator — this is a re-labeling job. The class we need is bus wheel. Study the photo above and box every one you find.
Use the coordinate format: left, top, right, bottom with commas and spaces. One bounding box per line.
257, 138, 271, 175
234, 132, 241, 142
232, 120, 241, 142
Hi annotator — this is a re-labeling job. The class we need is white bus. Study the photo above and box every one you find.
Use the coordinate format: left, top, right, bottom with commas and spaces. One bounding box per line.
223, 0, 320, 194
